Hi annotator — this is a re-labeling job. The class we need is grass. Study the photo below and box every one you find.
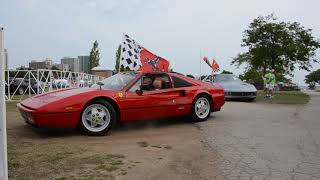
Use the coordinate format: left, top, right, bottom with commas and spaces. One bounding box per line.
6, 101, 18, 112
6, 94, 34, 101
8, 143, 129, 180
256, 90, 310, 104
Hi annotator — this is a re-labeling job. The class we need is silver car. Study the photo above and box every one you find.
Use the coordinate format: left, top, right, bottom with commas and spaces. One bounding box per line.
212, 74, 257, 101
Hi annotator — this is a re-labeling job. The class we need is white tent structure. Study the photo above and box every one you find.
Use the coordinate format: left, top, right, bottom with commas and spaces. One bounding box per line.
0, 27, 8, 180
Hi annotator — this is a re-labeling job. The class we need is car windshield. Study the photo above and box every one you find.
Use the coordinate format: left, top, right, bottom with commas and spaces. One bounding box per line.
214, 74, 241, 82
92, 72, 138, 90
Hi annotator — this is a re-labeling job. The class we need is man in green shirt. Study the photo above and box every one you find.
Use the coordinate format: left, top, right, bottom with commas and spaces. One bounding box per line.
264, 69, 276, 98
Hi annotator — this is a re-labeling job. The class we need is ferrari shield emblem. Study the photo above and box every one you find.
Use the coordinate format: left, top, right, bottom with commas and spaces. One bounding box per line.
118, 92, 124, 98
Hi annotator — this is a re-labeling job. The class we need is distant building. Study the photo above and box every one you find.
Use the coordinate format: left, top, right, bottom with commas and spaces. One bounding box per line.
44, 58, 53, 67
4, 49, 8, 70
91, 66, 113, 78
29, 58, 53, 70
61, 57, 80, 72
78, 55, 90, 73
61, 64, 69, 71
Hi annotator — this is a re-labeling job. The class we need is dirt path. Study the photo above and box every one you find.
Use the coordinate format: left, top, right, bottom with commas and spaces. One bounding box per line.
199, 91, 320, 180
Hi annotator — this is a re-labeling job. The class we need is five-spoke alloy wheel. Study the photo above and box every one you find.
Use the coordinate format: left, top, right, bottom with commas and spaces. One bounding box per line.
79, 100, 116, 136
191, 95, 212, 121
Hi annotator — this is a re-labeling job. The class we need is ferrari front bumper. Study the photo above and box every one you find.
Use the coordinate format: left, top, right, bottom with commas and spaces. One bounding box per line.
17, 103, 80, 128
224, 91, 256, 99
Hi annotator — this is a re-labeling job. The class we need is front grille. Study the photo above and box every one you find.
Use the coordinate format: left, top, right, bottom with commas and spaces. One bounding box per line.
225, 92, 256, 96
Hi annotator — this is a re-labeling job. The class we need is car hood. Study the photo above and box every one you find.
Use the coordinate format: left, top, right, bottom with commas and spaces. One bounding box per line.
20, 88, 117, 112
214, 81, 257, 92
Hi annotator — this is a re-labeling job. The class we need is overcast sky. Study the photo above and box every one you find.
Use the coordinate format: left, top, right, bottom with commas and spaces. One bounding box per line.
1, 0, 319, 85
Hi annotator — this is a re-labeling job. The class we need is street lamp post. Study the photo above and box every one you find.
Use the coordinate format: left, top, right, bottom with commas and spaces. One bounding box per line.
0, 27, 9, 180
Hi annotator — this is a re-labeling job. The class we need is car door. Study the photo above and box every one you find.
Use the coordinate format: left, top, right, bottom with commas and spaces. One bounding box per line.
121, 73, 187, 121
168, 74, 195, 116
147, 87, 190, 118
120, 78, 154, 121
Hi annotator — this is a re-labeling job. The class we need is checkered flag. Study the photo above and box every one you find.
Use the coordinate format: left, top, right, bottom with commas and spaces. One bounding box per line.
120, 34, 143, 71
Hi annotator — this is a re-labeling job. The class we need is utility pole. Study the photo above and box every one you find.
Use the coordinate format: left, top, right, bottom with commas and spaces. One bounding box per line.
0, 27, 8, 180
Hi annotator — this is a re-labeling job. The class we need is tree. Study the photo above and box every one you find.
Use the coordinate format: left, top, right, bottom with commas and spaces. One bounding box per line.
50, 65, 59, 70
239, 68, 264, 88
115, 45, 121, 73
221, 70, 233, 74
89, 40, 100, 74
305, 69, 320, 89
232, 14, 320, 78
114, 45, 130, 72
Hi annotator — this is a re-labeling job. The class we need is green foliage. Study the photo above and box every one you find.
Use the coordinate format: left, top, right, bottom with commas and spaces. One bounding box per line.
115, 45, 121, 73
256, 90, 309, 104
305, 69, 320, 89
220, 70, 233, 74
89, 40, 100, 74
232, 14, 320, 77
115, 45, 131, 72
50, 65, 59, 70
239, 68, 264, 85
240, 68, 291, 90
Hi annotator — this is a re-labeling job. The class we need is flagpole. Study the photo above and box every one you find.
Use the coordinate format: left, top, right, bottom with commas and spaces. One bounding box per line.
212, 56, 214, 84
199, 49, 202, 80
0, 27, 8, 180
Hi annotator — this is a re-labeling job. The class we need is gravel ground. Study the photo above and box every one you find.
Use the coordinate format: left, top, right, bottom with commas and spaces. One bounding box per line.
198, 91, 320, 180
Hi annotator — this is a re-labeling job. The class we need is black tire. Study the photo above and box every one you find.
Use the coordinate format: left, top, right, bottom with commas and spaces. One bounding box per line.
191, 94, 212, 122
79, 99, 117, 136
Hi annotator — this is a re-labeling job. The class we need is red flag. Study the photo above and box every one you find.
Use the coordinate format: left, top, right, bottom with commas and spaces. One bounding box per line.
139, 48, 169, 72
211, 58, 220, 72
120, 34, 170, 72
203, 56, 220, 72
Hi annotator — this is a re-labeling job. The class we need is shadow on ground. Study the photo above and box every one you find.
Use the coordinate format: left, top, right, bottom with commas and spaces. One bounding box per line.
10, 115, 216, 138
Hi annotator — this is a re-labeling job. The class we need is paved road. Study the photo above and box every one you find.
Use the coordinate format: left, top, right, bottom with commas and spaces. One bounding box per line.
199, 91, 320, 180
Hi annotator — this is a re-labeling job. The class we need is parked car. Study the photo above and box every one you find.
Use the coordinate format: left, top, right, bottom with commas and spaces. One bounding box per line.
6, 78, 38, 95
211, 74, 257, 101
52, 79, 70, 88
17, 71, 225, 135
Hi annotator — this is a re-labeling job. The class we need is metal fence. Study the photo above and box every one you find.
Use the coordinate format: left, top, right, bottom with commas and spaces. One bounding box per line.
4, 69, 104, 101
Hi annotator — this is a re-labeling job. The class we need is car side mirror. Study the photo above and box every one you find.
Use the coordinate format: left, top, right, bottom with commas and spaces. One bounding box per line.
96, 82, 104, 90
136, 89, 143, 95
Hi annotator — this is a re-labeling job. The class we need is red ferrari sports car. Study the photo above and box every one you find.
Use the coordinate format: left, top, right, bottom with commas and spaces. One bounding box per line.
17, 71, 225, 135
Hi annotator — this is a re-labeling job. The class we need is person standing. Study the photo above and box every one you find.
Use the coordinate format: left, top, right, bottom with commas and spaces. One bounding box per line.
264, 69, 276, 98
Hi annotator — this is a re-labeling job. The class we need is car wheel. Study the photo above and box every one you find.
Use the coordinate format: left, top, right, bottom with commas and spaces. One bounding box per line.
18, 87, 25, 95
191, 95, 212, 121
79, 100, 116, 136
